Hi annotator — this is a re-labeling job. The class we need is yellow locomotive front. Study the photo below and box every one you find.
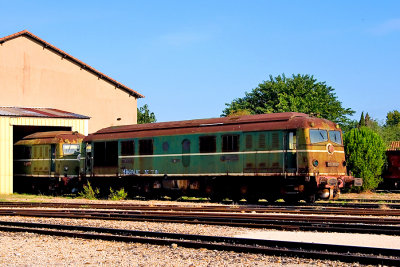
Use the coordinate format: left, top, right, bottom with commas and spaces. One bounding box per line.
297, 120, 361, 200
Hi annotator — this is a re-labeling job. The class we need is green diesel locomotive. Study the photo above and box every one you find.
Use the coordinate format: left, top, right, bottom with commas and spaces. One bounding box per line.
14, 131, 84, 193
83, 112, 360, 202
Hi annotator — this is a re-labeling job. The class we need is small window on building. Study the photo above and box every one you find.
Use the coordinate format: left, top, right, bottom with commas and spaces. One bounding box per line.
121, 140, 135, 156
94, 141, 118, 167
139, 139, 153, 155
222, 135, 239, 152
199, 136, 216, 153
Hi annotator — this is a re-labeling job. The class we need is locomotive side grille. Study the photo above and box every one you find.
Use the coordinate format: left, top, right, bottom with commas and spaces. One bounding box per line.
245, 135, 252, 149
272, 132, 280, 149
258, 134, 265, 148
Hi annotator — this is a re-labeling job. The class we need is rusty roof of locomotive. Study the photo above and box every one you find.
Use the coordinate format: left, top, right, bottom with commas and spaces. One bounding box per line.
85, 112, 338, 141
15, 131, 85, 145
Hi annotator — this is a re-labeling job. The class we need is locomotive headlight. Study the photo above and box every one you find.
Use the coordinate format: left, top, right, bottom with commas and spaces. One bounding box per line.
64, 166, 69, 171
312, 159, 319, 167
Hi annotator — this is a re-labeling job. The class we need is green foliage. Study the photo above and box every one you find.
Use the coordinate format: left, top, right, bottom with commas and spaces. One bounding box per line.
227, 109, 252, 117
358, 111, 365, 127
78, 182, 99, 200
222, 74, 354, 125
386, 110, 400, 127
380, 125, 400, 145
344, 127, 386, 191
365, 113, 371, 126
108, 188, 128, 200
340, 119, 358, 134
137, 104, 156, 124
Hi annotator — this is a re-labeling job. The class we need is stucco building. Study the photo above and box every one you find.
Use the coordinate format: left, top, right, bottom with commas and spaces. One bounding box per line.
0, 30, 144, 194
0, 30, 144, 134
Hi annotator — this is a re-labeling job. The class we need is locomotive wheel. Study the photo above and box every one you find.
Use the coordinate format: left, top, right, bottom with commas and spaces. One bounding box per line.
246, 196, 259, 204
305, 193, 316, 203
209, 193, 223, 203
283, 195, 299, 204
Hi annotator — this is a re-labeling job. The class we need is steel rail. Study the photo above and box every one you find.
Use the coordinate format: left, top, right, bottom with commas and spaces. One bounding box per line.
0, 220, 398, 265
1, 208, 400, 235
0, 201, 400, 216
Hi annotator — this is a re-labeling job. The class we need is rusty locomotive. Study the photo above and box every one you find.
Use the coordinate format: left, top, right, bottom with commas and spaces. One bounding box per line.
13, 112, 360, 202
13, 131, 84, 193
81, 112, 359, 202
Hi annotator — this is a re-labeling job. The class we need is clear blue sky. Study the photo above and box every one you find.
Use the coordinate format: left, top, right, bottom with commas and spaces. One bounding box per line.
2, 0, 399, 124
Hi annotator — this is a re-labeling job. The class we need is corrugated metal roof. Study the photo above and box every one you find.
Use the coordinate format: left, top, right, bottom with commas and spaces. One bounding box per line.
388, 141, 400, 151
0, 30, 144, 99
0, 107, 90, 119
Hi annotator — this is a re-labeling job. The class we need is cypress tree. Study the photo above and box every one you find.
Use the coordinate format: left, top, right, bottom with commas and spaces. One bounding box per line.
365, 113, 371, 126
358, 111, 365, 128
344, 127, 386, 191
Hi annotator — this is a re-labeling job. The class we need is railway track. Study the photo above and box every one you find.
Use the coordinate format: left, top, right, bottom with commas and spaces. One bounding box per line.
1, 201, 400, 216
1, 208, 400, 235
0, 220, 398, 265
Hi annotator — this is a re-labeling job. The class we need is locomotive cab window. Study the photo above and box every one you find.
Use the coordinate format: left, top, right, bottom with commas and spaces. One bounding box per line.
63, 144, 80, 155
288, 131, 296, 150
199, 136, 216, 153
139, 139, 153, 155
222, 135, 239, 152
309, 129, 328, 144
329, 131, 342, 145
121, 140, 135, 156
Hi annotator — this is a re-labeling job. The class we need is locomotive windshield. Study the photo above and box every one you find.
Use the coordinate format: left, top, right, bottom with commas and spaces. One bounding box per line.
309, 129, 328, 144
329, 130, 342, 145
62, 144, 80, 155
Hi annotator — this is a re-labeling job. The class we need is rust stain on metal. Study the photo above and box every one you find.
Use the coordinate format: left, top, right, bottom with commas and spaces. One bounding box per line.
15, 131, 85, 145
86, 112, 337, 141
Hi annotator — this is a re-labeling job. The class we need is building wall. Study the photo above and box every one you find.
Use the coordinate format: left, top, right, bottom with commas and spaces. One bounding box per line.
0, 116, 87, 194
0, 36, 137, 133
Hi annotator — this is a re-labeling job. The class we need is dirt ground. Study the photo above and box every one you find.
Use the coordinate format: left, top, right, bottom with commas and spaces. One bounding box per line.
0, 191, 400, 204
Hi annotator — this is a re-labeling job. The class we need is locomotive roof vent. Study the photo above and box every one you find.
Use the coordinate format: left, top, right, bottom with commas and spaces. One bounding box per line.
200, 123, 224, 127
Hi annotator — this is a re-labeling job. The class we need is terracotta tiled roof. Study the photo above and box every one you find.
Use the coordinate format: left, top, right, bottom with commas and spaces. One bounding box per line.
388, 141, 400, 151
0, 30, 144, 98
0, 107, 90, 119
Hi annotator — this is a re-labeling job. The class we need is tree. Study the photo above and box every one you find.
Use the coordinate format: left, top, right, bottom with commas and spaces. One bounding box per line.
358, 111, 365, 128
222, 74, 354, 125
343, 127, 386, 191
137, 104, 156, 124
386, 110, 400, 127
365, 112, 371, 126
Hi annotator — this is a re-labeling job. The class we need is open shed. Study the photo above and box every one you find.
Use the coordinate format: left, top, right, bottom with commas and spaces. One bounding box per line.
0, 107, 89, 194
